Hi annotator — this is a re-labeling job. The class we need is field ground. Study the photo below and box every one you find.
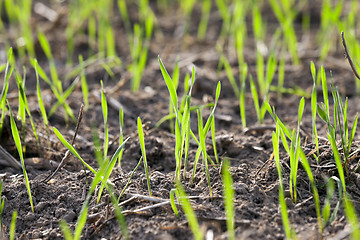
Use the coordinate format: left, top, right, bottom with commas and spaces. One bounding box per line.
1, 0, 360, 239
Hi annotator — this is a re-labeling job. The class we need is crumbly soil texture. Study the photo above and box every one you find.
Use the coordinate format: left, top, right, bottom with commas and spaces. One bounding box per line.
1, 1, 360, 239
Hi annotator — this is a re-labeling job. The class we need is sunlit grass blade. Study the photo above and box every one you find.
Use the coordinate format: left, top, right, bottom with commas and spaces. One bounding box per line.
272, 126, 295, 239
79, 55, 89, 110
197, 109, 212, 197
8, 101, 34, 212
118, 157, 142, 201
138, 117, 152, 196
176, 181, 203, 240
59, 220, 73, 240
343, 193, 360, 239
73, 205, 88, 240
239, 63, 247, 128
35, 60, 49, 132
327, 133, 346, 194
0, 48, 14, 137
53, 127, 96, 174
221, 159, 235, 240
9, 210, 17, 240
14, 69, 39, 145
118, 108, 125, 167
170, 188, 180, 217
101, 81, 109, 161
97, 137, 130, 203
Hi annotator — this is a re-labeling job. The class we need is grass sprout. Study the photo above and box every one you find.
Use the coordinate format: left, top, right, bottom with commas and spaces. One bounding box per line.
9, 210, 17, 240
310, 61, 319, 156
176, 181, 203, 240
101, 81, 109, 161
317, 67, 358, 172
343, 193, 360, 239
118, 157, 142, 201
31, 59, 76, 122
138, 117, 152, 196
8, 101, 34, 212
0, 48, 14, 137
14, 69, 39, 146
79, 55, 89, 110
0, 181, 4, 232
118, 108, 125, 167
169, 188, 180, 218
272, 123, 296, 239
221, 159, 235, 240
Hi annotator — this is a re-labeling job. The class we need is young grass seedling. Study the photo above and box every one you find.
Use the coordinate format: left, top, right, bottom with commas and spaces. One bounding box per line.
101, 81, 109, 161
8, 101, 34, 212
197, 109, 212, 197
14, 69, 39, 146
0, 48, 14, 137
79, 55, 89, 110
272, 123, 296, 240
343, 193, 360, 239
169, 188, 180, 218
310, 61, 319, 157
30, 59, 76, 122
35, 60, 49, 141
197, 0, 211, 41
118, 108, 125, 167
9, 210, 17, 240
221, 159, 235, 240
138, 117, 152, 197
317, 67, 358, 172
0, 181, 4, 233
176, 181, 203, 240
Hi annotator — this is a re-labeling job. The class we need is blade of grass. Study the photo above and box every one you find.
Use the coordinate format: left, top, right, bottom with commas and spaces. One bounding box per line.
8, 101, 34, 212
221, 159, 235, 240
138, 117, 152, 196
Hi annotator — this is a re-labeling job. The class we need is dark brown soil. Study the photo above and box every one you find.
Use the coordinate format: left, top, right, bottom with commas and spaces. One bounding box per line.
1, 1, 360, 239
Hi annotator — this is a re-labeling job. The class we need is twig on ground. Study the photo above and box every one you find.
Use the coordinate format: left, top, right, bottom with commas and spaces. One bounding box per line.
42, 104, 84, 182
341, 31, 360, 80
0, 145, 21, 170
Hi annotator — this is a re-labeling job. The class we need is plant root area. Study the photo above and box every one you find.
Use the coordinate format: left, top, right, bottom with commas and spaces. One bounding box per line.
1, 1, 360, 239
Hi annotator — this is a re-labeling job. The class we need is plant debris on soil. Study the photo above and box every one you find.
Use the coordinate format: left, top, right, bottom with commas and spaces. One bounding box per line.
1, 1, 360, 240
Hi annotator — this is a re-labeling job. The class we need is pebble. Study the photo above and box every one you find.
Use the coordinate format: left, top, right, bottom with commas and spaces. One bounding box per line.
55, 208, 67, 218
63, 210, 76, 222
285, 197, 294, 208
35, 201, 48, 212
234, 182, 248, 194
24, 212, 36, 221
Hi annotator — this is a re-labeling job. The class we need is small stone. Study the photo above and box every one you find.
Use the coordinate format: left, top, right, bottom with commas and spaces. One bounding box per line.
35, 201, 48, 212
32, 230, 42, 238
234, 182, 248, 194
285, 197, 294, 208
63, 210, 76, 222
24, 212, 36, 221
55, 208, 67, 218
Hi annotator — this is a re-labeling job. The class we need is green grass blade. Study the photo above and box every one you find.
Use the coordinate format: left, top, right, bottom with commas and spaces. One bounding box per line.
137, 117, 152, 196
74, 205, 88, 240
176, 181, 204, 240
159, 57, 178, 115
59, 220, 73, 240
8, 102, 34, 212
101, 81, 109, 161
53, 127, 96, 174
197, 109, 212, 197
222, 159, 235, 240
9, 210, 17, 240
170, 188, 179, 217
327, 133, 346, 194
343, 194, 360, 239
273, 128, 294, 239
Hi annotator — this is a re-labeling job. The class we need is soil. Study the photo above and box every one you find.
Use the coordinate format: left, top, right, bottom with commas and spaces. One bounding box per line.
1, 1, 360, 239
